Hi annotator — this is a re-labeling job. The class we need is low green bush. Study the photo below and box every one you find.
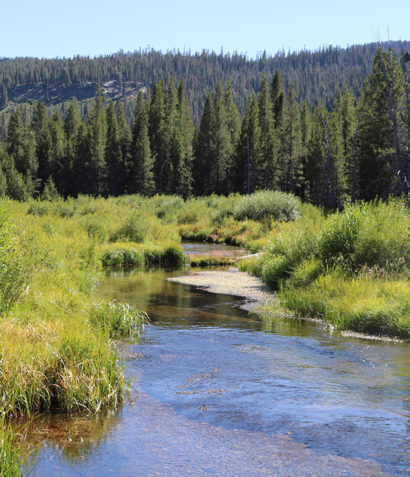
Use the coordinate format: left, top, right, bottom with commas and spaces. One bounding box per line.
232, 190, 301, 222
318, 200, 409, 273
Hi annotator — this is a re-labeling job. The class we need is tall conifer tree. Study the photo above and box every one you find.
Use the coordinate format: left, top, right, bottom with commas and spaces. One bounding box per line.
88, 84, 107, 195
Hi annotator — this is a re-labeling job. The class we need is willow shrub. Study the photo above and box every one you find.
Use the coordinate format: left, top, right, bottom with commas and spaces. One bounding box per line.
232, 191, 301, 222
319, 200, 410, 273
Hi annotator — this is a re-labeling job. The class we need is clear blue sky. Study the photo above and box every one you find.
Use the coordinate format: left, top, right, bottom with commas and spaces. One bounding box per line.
1, 0, 409, 58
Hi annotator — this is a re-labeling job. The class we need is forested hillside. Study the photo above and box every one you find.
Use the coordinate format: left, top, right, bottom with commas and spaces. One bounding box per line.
0, 41, 409, 133
0, 47, 408, 208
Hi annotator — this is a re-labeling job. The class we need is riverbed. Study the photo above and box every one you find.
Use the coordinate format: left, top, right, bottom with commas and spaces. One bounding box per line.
21, 245, 409, 476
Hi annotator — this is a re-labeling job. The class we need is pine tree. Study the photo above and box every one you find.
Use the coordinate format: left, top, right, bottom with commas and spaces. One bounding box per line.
72, 122, 91, 195
49, 113, 66, 195
1, 85, 8, 109
32, 101, 53, 188
106, 101, 123, 196
0, 143, 29, 200
235, 96, 262, 194
116, 101, 132, 193
212, 83, 233, 194
88, 84, 107, 195
6, 108, 38, 193
335, 90, 357, 201
257, 75, 277, 189
280, 82, 303, 194
129, 91, 155, 195
63, 100, 81, 196
271, 70, 285, 130
163, 80, 179, 193
223, 81, 241, 192
300, 101, 312, 200
305, 105, 327, 205
357, 49, 407, 200
149, 80, 167, 193
193, 92, 215, 195
173, 82, 194, 198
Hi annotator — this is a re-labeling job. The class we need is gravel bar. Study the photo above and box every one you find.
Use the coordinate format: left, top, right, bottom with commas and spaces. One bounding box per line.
168, 268, 271, 309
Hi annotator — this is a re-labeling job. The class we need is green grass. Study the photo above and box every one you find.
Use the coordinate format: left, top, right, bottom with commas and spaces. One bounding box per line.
90, 301, 148, 340
189, 255, 236, 267
101, 243, 187, 268
250, 199, 410, 339
0, 420, 30, 477
282, 273, 410, 339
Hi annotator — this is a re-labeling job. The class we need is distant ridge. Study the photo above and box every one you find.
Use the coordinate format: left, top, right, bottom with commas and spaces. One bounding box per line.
0, 41, 408, 124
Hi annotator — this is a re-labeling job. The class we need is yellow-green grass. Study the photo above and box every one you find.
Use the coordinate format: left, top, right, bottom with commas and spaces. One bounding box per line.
0, 418, 30, 476
1, 202, 147, 420
100, 242, 187, 268
282, 273, 410, 339
250, 199, 410, 339
189, 255, 236, 267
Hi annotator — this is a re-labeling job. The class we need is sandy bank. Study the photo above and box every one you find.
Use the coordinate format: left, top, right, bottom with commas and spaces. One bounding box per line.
168, 268, 271, 310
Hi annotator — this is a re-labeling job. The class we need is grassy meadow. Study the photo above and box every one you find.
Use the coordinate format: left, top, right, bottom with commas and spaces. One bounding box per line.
0, 191, 408, 474
240, 199, 410, 339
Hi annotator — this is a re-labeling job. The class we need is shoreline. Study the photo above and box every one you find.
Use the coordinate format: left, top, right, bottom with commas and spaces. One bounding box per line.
168, 268, 271, 311
168, 269, 407, 343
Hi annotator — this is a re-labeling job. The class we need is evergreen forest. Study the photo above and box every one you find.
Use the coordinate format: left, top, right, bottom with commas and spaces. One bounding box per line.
0, 48, 408, 207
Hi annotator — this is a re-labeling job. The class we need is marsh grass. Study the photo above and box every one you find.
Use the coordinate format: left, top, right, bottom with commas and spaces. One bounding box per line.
90, 301, 148, 340
101, 243, 187, 268
0, 419, 30, 477
189, 255, 236, 267
252, 199, 410, 338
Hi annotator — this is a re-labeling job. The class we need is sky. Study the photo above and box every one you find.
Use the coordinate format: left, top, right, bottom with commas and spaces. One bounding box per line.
1, 0, 409, 59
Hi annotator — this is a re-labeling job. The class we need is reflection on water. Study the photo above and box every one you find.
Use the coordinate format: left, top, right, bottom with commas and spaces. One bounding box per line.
17, 409, 121, 465
19, 260, 410, 476
182, 241, 247, 257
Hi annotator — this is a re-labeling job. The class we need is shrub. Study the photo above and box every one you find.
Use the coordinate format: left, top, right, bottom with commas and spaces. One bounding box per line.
232, 190, 301, 222
318, 200, 410, 273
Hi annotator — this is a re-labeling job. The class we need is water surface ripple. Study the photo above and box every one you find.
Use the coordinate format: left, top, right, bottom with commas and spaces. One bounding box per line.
27, 265, 409, 476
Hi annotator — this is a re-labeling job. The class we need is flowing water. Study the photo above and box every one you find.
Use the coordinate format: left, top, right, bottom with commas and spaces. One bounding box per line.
21, 245, 409, 476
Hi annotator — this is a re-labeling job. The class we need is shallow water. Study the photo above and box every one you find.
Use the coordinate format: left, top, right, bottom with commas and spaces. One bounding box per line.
22, 245, 410, 476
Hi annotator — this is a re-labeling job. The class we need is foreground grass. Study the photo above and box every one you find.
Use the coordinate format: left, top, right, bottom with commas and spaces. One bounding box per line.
0, 420, 29, 477
242, 200, 410, 339
1, 192, 407, 472
0, 200, 149, 473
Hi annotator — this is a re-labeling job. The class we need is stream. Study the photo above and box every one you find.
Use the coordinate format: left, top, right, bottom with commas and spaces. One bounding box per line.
21, 244, 409, 476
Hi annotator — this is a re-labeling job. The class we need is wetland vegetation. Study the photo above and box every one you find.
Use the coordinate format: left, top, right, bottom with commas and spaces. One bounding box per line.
0, 191, 408, 475
0, 45, 409, 475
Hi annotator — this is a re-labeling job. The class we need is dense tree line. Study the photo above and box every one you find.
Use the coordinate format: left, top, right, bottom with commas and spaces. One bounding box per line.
1, 41, 409, 126
0, 49, 408, 207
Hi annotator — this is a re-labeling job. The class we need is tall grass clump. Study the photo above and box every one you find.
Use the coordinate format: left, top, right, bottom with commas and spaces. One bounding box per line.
318, 200, 409, 274
90, 301, 148, 340
0, 201, 130, 421
0, 420, 29, 477
0, 202, 35, 313
232, 191, 301, 222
